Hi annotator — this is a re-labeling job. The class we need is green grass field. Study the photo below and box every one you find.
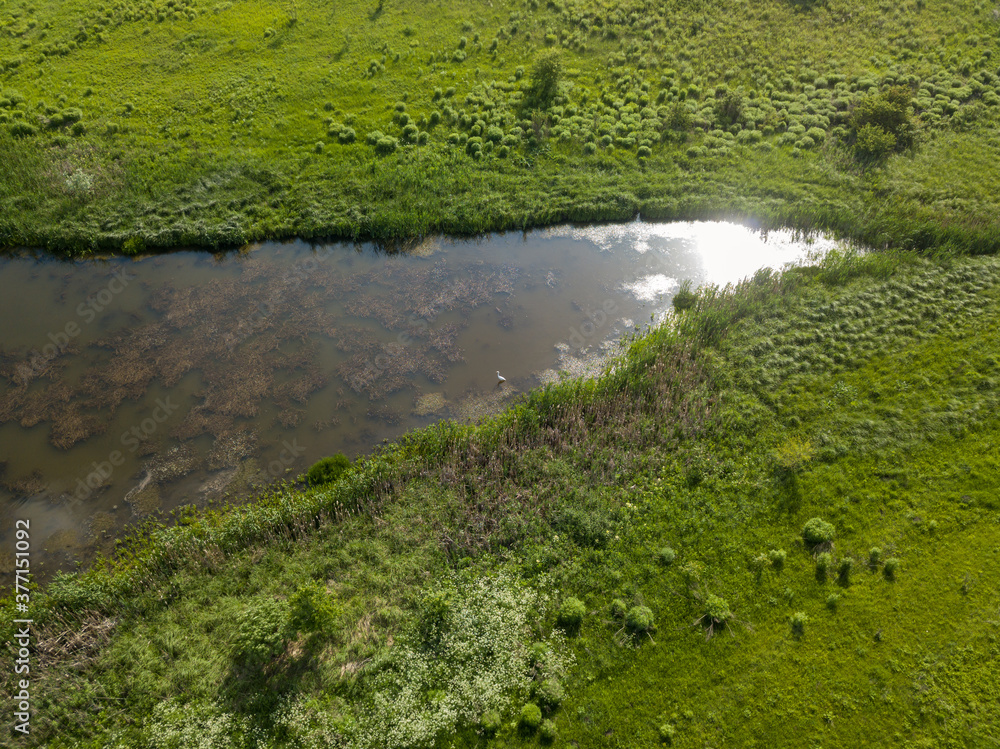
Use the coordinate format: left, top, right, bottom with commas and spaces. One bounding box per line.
4, 249, 999, 747
2, 0, 1000, 253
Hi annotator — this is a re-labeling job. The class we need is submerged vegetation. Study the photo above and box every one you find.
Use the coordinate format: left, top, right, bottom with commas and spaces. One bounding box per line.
3, 247, 1000, 746
1, 0, 1000, 253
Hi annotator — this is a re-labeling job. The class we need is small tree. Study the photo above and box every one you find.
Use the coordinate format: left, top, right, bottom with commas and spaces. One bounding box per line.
527, 51, 562, 109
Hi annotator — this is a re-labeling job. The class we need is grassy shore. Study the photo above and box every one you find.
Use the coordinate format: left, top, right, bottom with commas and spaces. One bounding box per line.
2, 0, 1000, 254
3, 248, 1000, 747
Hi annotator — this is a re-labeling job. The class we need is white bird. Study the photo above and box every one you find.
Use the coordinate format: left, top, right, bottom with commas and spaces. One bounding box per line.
496, 370, 506, 384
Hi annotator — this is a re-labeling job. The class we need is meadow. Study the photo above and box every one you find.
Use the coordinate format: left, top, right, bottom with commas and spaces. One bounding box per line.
1, 0, 1000, 253
3, 247, 999, 747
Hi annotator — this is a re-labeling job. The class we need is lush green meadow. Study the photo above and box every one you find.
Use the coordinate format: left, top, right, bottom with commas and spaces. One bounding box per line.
3, 248, 999, 747
2, 0, 1000, 253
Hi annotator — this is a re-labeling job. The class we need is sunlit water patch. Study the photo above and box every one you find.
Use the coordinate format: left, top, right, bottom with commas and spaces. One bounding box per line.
0, 221, 840, 580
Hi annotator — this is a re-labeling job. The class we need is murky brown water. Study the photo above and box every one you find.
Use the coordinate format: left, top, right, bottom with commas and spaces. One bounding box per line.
0, 222, 837, 580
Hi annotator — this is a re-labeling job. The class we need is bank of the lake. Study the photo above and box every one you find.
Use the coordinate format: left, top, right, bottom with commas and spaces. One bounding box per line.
3, 0, 1000, 257
4, 247, 999, 748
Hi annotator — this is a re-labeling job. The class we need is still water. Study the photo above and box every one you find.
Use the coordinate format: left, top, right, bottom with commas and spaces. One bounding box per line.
0, 221, 837, 579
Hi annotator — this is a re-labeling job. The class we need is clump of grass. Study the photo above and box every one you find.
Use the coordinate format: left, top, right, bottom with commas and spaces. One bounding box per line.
305, 454, 350, 486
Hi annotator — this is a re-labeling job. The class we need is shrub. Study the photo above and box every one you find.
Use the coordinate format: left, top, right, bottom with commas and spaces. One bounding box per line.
535, 679, 564, 711
287, 581, 339, 635
838, 557, 854, 585
802, 518, 835, 547
610, 598, 627, 620
826, 593, 840, 611
883, 557, 900, 580
815, 552, 832, 580
851, 85, 913, 148
337, 127, 356, 144
481, 710, 502, 735
637, 145, 652, 158
556, 597, 586, 633
672, 279, 698, 311
520, 704, 543, 732
313, 141, 324, 153
583, 141, 596, 154
527, 50, 562, 108
374, 135, 398, 155
415, 590, 452, 649
790, 611, 808, 636
626, 605, 655, 634
657, 547, 676, 566
230, 598, 290, 667
854, 123, 896, 160
539, 719, 557, 744
868, 547, 882, 569
659, 723, 676, 743
365, 129, 385, 145
402, 123, 419, 142
484, 125, 504, 143
306, 454, 350, 486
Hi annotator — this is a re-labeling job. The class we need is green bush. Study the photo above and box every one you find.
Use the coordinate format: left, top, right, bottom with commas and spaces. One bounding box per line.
838, 557, 854, 585
527, 50, 562, 108
657, 546, 676, 566
481, 710, 502, 736
337, 127, 356, 144
790, 611, 808, 636
230, 597, 289, 667
306, 454, 350, 486
287, 581, 339, 636
520, 703, 543, 732
826, 593, 840, 611
659, 722, 676, 743
869, 547, 883, 569
883, 557, 900, 580
610, 598, 627, 620
535, 678, 564, 711
415, 590, 452, 649
556, 597, 586, 633
802, 517, 835, 547
539, 719, 557, 744
769, 549, 787, 570
816, 552, 832, 580
626, 605, 655, 634
854, 123, 896, 160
